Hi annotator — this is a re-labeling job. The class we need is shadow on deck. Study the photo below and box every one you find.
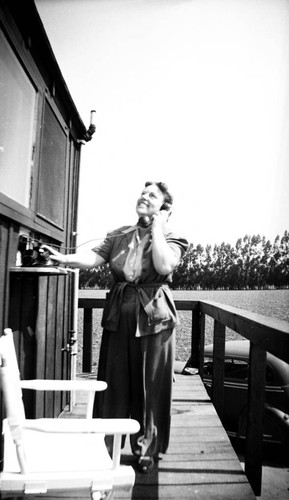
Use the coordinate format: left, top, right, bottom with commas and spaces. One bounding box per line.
61, 372, 256, 500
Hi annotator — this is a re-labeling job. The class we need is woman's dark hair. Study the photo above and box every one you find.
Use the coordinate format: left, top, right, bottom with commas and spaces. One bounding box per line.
145, 182, 173, 211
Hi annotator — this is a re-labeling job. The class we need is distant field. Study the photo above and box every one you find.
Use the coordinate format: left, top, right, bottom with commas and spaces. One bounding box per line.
173, 289, 289, 322
77, 289, 289, 372
174, 289, 289, 362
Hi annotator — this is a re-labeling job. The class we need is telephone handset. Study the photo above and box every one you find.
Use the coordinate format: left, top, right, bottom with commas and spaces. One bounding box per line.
138, 202, 172, 228
138, 216, 151, 228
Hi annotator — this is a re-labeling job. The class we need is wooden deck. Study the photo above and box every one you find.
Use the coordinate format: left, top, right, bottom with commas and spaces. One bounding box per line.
61, 372, 256, 499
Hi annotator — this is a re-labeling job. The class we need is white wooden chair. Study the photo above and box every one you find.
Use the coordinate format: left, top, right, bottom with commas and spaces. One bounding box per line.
0, 328, 139, 499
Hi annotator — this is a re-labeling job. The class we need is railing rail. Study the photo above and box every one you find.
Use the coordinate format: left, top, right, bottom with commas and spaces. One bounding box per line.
78, 293, 289, 496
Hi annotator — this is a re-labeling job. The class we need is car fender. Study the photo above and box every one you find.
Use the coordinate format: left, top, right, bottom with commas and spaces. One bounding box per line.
237, 403, 289, 445
265, 404, 289, 439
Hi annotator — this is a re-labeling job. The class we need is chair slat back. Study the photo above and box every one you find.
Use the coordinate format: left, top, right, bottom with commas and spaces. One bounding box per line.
0, 329, 26, 439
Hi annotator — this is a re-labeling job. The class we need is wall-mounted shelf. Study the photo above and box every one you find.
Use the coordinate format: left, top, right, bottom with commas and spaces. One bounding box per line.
10, 267, 68, 275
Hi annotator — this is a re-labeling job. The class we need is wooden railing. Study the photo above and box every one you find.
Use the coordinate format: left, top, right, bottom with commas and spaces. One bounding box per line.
78, 292, 289, 496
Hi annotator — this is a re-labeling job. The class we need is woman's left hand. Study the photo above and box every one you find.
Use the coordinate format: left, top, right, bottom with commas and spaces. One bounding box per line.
152, 210, 169, 230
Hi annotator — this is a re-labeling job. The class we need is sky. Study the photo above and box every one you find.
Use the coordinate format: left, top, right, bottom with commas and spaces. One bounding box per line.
35, 0, 289, 250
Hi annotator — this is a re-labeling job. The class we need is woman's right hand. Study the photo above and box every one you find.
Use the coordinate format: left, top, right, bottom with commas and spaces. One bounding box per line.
41, 246, 106, 269
41, 245, 67, 265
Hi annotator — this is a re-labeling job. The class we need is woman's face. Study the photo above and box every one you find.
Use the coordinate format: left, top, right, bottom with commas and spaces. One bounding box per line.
136, 184, 165, 218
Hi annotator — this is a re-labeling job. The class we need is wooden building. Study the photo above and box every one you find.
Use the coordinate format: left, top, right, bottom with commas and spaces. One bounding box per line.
0, 0, 91, 440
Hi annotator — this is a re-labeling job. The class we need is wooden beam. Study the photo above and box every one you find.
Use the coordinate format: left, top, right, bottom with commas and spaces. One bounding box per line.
82, 308, 93, 373
245, 342, 266, 496
211, 320, 225, 419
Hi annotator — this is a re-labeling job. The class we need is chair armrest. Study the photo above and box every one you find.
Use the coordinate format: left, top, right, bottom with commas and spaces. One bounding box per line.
20, 379, 107, 392
24, 418, 140, 435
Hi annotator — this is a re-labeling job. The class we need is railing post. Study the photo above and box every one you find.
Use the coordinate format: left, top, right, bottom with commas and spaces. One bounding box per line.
191, 308, 205, 377
211, 320, 225, 419
245, 342, 266, 496
83, 308, 93, 373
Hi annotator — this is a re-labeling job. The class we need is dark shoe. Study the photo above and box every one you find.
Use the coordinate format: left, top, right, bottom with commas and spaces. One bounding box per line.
137, 456, 154, 473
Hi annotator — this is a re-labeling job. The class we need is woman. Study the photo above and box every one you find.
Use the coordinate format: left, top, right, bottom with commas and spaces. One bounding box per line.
43, 182, 188, 473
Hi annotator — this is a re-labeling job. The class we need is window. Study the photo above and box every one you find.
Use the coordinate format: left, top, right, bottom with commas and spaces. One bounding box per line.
203, 356, 249, 381
224, 359, 248, 380
0, 29, 37, 208
37, 100, 66, 229
203, 358, 213, 376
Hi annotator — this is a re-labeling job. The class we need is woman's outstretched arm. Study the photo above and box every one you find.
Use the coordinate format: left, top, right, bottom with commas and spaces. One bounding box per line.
41, 245, 106, 269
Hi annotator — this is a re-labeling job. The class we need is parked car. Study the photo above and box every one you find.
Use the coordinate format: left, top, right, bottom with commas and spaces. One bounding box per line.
203, 340, 289, 453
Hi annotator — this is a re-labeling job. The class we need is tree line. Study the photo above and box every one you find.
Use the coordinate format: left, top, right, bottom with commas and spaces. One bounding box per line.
79, 230, 289, 290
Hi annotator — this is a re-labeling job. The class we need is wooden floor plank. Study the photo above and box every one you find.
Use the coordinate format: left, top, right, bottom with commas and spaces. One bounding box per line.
113, 373, 255, 499
116, 482, 256, 499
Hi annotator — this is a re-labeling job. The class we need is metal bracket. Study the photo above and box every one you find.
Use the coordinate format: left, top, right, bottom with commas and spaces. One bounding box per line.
62, 330, 77, 355
91, 485, 113, 500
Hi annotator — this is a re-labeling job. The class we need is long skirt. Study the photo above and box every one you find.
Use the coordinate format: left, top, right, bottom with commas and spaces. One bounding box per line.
93, 286, 175, 457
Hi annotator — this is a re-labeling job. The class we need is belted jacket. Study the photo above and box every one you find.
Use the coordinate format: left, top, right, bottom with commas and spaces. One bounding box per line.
92, 224, 188, 336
